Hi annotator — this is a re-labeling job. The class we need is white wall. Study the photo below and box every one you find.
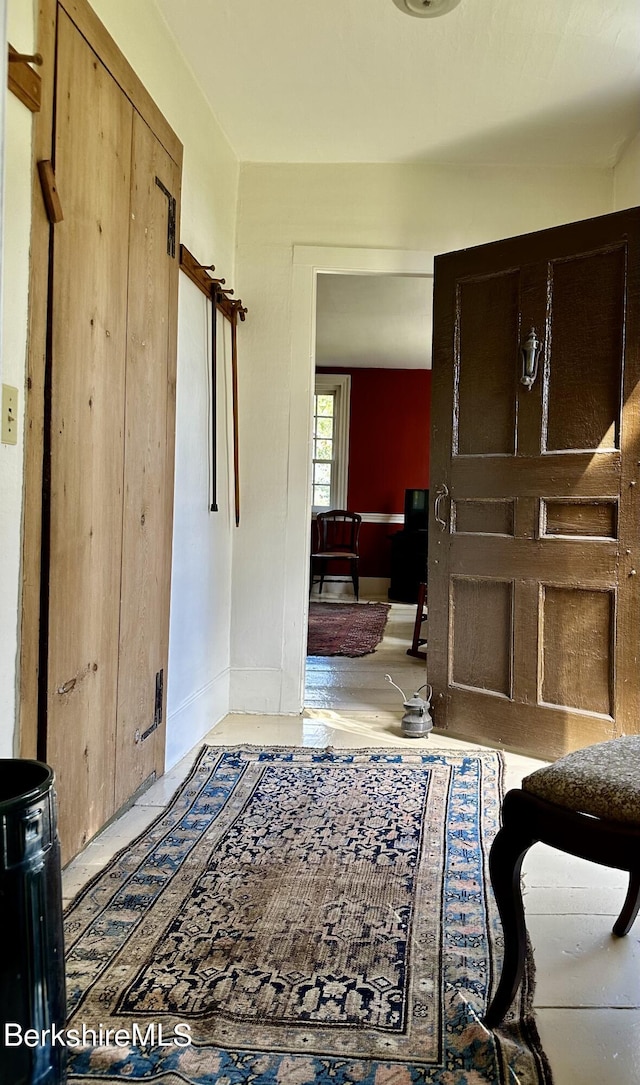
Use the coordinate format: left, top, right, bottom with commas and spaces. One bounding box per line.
0, 0, 32, 756
230, 162, 614, 715
165, 287, 235, 767
613, 132, 640, 211
0, 0, 240, 766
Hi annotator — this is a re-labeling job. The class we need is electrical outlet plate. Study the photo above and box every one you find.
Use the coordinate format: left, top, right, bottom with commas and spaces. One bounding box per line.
2, 384, 18, 445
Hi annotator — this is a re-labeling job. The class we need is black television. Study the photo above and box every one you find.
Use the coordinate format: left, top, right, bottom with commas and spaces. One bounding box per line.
404, 488, 429, 532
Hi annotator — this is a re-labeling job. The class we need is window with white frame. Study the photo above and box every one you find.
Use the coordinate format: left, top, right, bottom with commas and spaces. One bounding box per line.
312, 374, 351, 513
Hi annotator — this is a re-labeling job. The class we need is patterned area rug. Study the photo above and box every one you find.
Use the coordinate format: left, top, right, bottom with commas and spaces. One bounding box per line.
307, 602, 390, 656
64, 745, 552, 1084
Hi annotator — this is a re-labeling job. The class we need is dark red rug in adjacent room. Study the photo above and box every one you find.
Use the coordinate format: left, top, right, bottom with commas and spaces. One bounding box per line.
307, 602, 390, 657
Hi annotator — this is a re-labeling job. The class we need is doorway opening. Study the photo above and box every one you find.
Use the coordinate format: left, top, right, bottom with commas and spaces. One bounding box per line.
304, 269, 433, 715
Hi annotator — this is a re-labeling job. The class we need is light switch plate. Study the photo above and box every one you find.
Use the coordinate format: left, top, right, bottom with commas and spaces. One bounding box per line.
1, 384, 18, 445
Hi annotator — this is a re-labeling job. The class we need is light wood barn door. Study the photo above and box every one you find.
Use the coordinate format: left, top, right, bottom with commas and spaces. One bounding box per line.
114, 113, 180, 810
428, 208, 640, 761
45, 11, 180, 862
46, 10, 133, 857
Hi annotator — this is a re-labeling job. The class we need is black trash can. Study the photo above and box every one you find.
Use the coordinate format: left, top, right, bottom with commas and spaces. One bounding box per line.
0, 760, 66, 1084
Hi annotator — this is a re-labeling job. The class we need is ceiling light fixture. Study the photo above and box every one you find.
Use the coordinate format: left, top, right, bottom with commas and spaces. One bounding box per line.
392, 0, 462, 17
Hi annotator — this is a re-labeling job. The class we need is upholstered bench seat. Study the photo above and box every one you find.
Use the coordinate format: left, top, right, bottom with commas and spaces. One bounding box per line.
522, 735, 640, 824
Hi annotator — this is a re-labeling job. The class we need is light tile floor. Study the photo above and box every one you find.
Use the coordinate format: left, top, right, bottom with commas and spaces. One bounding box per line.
63, 600, 640, 1084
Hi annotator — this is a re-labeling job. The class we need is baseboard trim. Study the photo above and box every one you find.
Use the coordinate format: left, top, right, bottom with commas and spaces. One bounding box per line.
165, 669, 230, 770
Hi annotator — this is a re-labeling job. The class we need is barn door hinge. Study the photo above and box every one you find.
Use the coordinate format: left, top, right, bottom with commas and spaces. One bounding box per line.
155, 177, 176, 258
140, 668, 164, 743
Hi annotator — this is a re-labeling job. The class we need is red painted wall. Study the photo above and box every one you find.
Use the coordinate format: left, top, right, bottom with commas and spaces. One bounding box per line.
316, 367, 431, 578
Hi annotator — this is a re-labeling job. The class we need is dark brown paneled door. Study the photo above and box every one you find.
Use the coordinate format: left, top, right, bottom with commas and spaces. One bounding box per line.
428, 208, 640, 761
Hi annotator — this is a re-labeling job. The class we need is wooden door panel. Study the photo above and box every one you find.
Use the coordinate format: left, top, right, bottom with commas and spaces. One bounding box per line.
450, 451, 621, 498
545, 247, 626, 452
455, 272, 519, 456
428, 207, 639, 760
114, 113, 179, 809
540, 587, 614, 717
47, 11, 133, 858
445, 691, 615, 758
453, 499, 514, 536
542, 499, 618, 539
450, 578, 513, 696
449, 536, 617, 585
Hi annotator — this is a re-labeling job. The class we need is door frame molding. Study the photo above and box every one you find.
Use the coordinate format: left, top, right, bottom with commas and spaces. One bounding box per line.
19, 0, 183, 757
283, 245, 435, 712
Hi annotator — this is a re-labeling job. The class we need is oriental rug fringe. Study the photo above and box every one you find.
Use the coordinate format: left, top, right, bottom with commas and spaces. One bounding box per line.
307, 602, 390, 657
64, 745, 552, 1084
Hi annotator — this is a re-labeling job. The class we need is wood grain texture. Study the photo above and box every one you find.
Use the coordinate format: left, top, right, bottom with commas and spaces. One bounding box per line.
513, 262, 548, 460
543, 500, 617, 539
114, 112, 180, 810
546, 248, 625, 452
19, 0, 57, 758
511, 580, 540, 705
46, 10, 133, 860
453, 499, 514, 536
455, 271, 519, 456
450, 535, 618, 586
450, 451, 621, 499
19, 0, 184, 772
428, 207, 640, 759
613, 209, 640, 733
59, 0, 182, 167
426, 255, 456, 724
541, 587, 613, 717
30, 2, 183, 862
8, 48, 42, 112
439, 689, 616, 761
451, 577, 513, 696
513, 496, 538, 541
37, 159, 64, 222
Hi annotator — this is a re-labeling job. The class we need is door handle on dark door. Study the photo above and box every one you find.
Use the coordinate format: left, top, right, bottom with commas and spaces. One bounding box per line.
434, 483, 450, 531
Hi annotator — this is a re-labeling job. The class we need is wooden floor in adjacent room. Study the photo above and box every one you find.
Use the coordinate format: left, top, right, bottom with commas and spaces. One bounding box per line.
304, 596, 426, 713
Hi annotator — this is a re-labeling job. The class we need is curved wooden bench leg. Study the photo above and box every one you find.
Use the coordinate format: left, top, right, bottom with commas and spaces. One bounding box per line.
613, 870, 640, 937
483, 817, 535, 1028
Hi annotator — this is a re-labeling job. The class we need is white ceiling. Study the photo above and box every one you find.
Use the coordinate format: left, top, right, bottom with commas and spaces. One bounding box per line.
315, 274, 432, 370
154, 0, 638, 372
155, 0, 640, 166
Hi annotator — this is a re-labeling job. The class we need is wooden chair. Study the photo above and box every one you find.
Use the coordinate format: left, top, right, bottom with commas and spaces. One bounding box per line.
310, 510, 362, 601
484, 735, 640, 1027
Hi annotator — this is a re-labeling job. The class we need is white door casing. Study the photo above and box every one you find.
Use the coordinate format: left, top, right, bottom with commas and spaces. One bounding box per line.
283, 247, 435, 712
